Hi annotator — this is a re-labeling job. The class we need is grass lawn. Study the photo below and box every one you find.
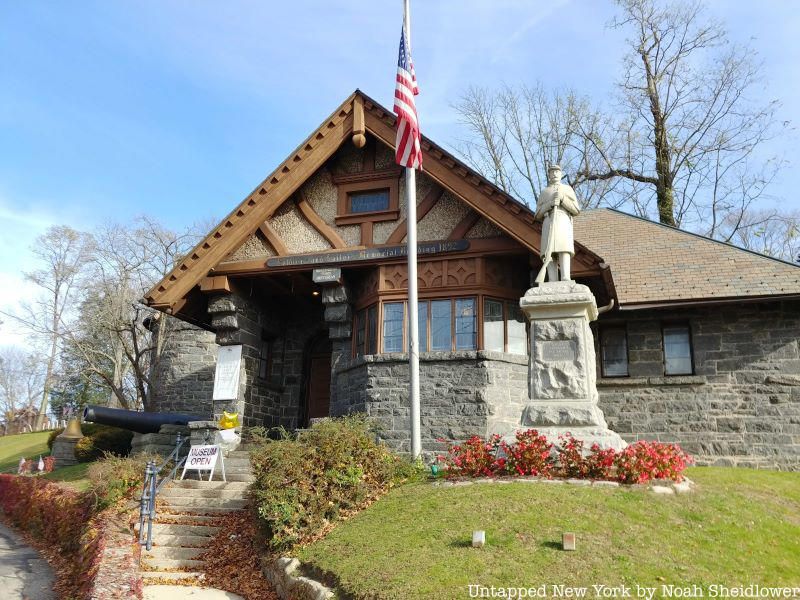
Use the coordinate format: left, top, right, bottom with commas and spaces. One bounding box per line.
298, 467, 800, 599
43, 462, 92, 492
0, 431, 51, 473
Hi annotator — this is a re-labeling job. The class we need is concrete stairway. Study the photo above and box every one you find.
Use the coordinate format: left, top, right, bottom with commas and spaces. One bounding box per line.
140, 448, 254, 583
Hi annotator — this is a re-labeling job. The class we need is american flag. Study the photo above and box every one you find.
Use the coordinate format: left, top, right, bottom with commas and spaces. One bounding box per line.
393, 23, 421, 169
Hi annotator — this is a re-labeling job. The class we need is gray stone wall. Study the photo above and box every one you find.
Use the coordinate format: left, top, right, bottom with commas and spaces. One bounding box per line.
332, 351, 528, 455
595, 299, 800, 470
149, 316, 218, 417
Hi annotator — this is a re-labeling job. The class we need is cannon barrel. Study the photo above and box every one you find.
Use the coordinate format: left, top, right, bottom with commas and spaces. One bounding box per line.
83, 405, 206, 434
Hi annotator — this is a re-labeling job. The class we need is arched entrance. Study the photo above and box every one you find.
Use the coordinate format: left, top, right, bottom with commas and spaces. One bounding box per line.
303, 333, 332, 426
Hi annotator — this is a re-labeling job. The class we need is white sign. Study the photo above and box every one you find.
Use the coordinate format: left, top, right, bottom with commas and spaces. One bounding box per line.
213, 345, 242, 400
180, 444, 226, 481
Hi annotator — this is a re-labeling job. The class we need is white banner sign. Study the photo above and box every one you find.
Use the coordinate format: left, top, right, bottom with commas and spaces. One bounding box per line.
213, 345, 242, 400
181, 444, 226, 481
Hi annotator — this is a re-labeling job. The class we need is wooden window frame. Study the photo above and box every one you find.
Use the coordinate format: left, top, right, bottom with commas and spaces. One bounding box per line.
661, 321, 694, 376
258, 333, 273, 380
599, 324, 629, 378
334, 171, 400, 226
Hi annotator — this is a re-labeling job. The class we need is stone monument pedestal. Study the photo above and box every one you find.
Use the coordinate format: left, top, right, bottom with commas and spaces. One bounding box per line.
516, 281, 626, 450
51, 417, 83, 467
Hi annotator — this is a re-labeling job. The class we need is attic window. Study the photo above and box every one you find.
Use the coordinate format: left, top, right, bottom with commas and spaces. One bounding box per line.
350, 189, 390, 213
334, 169, 401, 226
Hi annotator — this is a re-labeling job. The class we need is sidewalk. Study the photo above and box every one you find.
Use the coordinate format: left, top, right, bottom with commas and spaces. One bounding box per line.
0, 522, 55, 600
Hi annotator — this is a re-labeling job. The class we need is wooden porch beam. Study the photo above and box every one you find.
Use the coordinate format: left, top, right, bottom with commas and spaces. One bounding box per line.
258, 221, 289, 256
448, 210, 481, 240
296, 193, 347, 249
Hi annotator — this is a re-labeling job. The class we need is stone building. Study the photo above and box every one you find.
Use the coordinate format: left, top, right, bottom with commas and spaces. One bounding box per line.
145, 91, 800, 469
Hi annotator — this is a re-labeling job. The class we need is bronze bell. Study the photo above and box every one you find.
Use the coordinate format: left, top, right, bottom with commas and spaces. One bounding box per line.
59, 417, 84, 439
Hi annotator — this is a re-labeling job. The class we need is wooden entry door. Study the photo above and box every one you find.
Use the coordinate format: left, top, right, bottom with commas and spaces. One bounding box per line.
306, 336, 332, 423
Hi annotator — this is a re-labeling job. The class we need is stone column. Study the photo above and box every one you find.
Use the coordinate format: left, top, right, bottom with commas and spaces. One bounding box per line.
518, 281, 626, 450
319, 275, 352, 415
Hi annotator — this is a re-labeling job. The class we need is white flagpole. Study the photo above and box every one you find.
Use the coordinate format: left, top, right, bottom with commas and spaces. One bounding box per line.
404, 0, 422, 460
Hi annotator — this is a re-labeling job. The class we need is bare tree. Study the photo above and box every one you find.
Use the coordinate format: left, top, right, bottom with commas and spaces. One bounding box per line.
0, 347, 46, 428
580, 0, 782, 232
63, 217, 201, 410
0, 227, 94, 429
454, 84, 622, 209
727, 210, 800, 263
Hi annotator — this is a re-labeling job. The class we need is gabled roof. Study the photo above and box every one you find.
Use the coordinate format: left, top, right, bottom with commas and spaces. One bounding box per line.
144, 90, 606, 311
574, 208, 800, 308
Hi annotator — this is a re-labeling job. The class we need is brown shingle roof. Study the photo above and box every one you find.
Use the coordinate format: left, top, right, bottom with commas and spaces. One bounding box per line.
574, 208, 800, 307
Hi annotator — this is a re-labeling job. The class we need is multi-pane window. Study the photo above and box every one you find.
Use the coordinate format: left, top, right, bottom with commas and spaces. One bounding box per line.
482, 298, 527, 355
431, 300, 452, 351
383, 302, 405, 353
354, 304, 379, 357
354, 296, 529, 357
507, 302, 527, 355
484, 299, 504, 352
258, 335, 273, 379
600, 326, 628, 377
455, 298, 477, 350
349, 189, 390, 213
663, 324, 693, 375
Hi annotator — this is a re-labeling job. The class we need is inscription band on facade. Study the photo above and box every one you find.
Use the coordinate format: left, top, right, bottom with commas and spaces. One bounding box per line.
267, 240, 470, 268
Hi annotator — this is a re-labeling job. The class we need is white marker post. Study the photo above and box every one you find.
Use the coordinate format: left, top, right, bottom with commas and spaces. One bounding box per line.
404, 0, 421, 461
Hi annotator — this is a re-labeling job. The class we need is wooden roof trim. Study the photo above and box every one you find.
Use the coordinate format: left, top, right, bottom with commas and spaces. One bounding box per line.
144, 92, 358, 306
258, 222, 289, 256
296, 192, 347, 249
386, 185, 444, 244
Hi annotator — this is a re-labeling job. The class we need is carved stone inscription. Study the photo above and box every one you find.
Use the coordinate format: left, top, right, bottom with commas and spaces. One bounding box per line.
541, 340, 577, 362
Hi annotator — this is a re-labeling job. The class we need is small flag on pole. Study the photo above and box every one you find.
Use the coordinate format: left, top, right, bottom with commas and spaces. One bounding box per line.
393, 22, 421, 169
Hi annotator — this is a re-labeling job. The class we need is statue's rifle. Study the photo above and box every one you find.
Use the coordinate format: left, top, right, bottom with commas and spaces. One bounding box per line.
534, 191, 561, 285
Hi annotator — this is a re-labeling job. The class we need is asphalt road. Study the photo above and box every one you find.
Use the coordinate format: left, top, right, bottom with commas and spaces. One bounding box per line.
0, 523, 55, 600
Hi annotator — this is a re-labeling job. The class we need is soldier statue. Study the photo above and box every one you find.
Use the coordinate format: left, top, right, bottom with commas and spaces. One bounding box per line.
534, 164, 580, 283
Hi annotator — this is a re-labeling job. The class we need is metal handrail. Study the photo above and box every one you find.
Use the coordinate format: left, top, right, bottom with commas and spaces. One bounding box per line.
138, 432, 189, 551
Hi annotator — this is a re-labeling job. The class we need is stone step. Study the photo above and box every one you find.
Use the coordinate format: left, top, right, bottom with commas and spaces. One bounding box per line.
153, 534, 213, 548
141, 572, 204, 583
158, 505, 243, 515
153, 513, 221, 525
144, 546, 206, 561
221, 457, 251, 467
162, 496, 247, 509
225, 473, 254, 483
169, 480, 250, 491
160, 487, 247, 500
142, 557, 205, 571
151, 523, 220, 537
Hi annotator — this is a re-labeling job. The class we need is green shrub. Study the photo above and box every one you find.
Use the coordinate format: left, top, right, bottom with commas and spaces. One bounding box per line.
71, 425, 134, 462
86, 453, 150, 509
250, 415, 421, 552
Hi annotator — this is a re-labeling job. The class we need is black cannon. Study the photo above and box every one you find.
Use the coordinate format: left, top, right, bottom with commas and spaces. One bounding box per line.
83, 405, 206, 434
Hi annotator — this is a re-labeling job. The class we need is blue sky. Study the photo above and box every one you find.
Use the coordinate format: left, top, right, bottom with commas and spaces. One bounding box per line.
1, 0, 799, 343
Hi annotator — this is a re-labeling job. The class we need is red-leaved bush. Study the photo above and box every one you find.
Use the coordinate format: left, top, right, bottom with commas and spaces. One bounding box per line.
503, 429, 553, 477
436, 431, 692, 483
614, 440, 693, 484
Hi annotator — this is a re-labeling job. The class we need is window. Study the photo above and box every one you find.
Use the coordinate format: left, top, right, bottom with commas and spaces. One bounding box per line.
410, 301, 428, 352
663, 324, 693, 375
483, 299, 527, 355
600, 326, 628, 377
350, 189, 390, 213
455, 298, 477, 350
484, 299, 504, 352
354, 304, 379, 357
367, 305, 378, 355
431, 300, 452, 351
383, 302, 404, 353
258, 335, 273, 380
507, 302, 527, 355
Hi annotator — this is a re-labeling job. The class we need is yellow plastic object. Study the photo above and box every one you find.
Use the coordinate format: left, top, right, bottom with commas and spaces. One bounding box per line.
218, 411, 239, 430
